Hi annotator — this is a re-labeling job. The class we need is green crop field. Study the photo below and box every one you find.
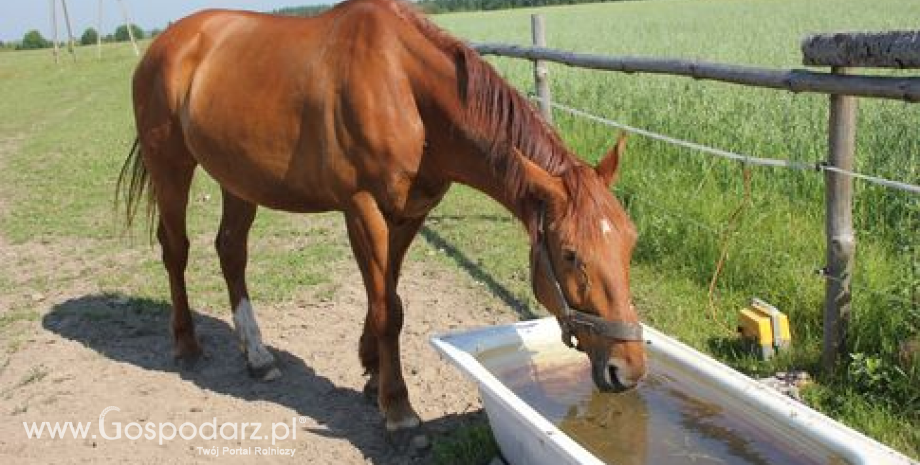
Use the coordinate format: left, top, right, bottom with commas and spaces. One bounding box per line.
429, 0, 919, 459
0, 0, 916, 462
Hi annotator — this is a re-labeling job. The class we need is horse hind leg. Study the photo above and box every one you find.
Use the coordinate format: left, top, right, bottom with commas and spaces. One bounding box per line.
215, 188, 280, 381
145, 139, 200, 364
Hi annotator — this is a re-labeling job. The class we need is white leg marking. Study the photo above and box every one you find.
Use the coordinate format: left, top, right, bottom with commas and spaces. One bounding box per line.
385, 414, 421, 431
233, 299, 278, 378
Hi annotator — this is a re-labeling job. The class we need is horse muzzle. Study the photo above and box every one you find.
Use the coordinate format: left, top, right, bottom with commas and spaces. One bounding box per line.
589, 351, 639, 393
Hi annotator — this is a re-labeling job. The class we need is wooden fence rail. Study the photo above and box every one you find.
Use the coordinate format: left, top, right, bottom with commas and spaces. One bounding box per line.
803, 31, 920, 68
471, 44, 920, 102
474, 16, 920, 372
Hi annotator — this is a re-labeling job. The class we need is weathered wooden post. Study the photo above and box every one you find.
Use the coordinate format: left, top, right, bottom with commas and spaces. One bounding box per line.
821, 67, 857, 372
531, 14, 552, 124
802, 31, 920, 371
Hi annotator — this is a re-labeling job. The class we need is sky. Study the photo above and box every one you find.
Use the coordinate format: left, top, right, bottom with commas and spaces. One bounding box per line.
1, 0, 334, 42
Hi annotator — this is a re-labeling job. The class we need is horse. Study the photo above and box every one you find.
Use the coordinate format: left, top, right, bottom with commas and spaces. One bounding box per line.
118, 0, 646, 438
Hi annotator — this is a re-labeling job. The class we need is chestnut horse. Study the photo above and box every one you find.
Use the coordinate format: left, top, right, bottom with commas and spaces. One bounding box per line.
119, 0, 646, 436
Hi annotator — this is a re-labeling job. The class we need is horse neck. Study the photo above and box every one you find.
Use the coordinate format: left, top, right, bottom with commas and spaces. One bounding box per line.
423, 110, 556, 234
404, 35, 568, 227
434, 139, 532, 221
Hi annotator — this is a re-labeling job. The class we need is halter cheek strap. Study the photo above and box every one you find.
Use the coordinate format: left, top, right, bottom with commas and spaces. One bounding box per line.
536, 207, 644, 347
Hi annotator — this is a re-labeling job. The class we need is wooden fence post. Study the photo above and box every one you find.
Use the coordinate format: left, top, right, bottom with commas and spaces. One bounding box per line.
530, 14, 553, 124
822, 67, 858, 372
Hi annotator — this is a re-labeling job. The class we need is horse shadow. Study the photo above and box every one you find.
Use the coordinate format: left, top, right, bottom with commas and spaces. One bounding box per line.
420, 224, 538, 320
41, 294, 489, 465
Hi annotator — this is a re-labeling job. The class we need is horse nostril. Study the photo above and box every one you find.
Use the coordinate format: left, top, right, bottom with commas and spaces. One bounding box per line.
607, 365, 618, 384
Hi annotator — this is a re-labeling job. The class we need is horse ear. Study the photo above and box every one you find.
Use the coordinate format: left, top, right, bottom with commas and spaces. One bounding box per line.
596, 133, 628, 187
513, 147, 566, 205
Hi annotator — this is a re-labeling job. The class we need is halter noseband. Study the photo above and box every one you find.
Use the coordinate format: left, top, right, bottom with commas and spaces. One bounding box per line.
535, 206, 644, 348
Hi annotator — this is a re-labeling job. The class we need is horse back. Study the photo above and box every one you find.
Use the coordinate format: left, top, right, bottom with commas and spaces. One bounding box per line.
133, 1, 442, 215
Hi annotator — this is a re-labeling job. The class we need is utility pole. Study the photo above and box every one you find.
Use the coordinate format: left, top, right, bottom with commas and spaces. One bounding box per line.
50, 0, 60, 64
60, 0, 77, 62
117, 0, 139, 56
97, 0, 103, 59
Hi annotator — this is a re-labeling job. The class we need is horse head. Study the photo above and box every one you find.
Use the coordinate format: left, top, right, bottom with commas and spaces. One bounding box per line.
518, 134, 646, 392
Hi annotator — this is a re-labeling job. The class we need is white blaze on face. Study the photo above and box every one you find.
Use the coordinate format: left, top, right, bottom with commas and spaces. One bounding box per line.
600, 218, 613, 236
233, 298, 276, 373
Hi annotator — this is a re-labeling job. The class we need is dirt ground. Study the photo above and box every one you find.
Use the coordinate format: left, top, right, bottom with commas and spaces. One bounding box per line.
0, 219, 516, 464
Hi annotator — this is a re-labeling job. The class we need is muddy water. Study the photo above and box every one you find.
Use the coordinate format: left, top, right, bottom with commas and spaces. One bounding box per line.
479, 345, 847, 465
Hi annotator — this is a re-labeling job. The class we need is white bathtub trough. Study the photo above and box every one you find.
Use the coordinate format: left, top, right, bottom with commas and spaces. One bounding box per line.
430, 317, 917, 465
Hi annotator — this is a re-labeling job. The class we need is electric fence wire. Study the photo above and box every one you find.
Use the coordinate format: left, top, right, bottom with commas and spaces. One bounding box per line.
548, 99, 920, 195
530, 95, 917, 308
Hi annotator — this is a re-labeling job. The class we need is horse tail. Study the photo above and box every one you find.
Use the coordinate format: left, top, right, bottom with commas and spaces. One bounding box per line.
115, 137, 157, 234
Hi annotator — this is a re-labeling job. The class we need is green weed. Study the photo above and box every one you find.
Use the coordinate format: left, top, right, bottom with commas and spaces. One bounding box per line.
431, 423, 499, 465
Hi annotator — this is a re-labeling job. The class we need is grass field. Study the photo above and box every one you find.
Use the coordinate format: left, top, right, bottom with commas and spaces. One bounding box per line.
0, 0, 916, 461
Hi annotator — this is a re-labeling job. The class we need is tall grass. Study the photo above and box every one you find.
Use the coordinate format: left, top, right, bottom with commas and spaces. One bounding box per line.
431, 0, 919, 457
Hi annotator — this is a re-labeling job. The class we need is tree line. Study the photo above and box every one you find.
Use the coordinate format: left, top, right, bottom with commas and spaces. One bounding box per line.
272, 0, 638, 17
418, 0, 637, 14
2, 24, 154, 51
3, 0, 638, 51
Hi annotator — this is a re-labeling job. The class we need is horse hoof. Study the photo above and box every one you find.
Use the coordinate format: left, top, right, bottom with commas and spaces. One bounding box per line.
385, 425, 429, 455
362, 378, 379, 404
176, 357, 199, 371
248, 363, 282, 381
173, 337, 202, 357
173, 344, 202, 370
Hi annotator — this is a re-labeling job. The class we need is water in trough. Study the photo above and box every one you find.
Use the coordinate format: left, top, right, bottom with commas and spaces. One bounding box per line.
479, 345, 848, 465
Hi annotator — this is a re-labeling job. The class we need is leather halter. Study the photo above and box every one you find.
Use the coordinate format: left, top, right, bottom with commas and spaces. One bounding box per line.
535, 206, 644, 348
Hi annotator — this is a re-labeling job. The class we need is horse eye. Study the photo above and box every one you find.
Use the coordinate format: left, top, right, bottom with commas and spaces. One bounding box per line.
562, 249, 578, 263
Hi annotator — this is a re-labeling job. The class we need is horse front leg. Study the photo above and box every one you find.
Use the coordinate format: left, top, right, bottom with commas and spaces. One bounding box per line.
345, 194, 421, 435
359, 317, 381, 401
359, 214, 428, 402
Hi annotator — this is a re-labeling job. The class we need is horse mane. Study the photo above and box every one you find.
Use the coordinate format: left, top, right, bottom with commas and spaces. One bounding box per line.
383, 0, 609, 242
